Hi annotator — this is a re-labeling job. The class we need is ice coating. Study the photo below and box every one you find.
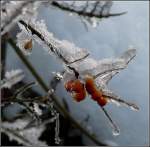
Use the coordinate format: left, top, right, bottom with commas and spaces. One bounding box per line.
102, 89, 139, 111
95, 49, 137, 88
1, 1, 41, 35
18, 19, 89, 64
63, 48, 139, 113
64, 49, 136, 83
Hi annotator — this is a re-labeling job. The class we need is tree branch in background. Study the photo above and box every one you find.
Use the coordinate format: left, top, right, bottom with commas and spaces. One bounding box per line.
51, 1, 127, 19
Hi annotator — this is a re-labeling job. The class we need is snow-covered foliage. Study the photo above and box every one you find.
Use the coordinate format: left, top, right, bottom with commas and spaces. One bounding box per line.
2, 118, 47, 146
17, 19, 89, 64
1, 1, 41, 35
1, 69, 24, 88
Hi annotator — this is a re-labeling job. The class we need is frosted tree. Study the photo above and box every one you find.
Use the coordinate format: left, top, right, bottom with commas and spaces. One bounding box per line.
1, 1, 139, 146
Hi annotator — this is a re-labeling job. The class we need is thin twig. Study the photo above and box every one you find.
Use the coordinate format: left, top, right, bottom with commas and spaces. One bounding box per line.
101, 107, 120, 135
14, 81, 36, 97
93, 68, 124, 79
1, 34, 8, 78
103, 94, 139, 111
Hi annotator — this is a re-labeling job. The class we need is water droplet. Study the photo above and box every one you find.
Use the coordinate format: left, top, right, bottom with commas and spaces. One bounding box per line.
112, 127, 120, 136
91, 18, 98, 28
69, 13, 73, 16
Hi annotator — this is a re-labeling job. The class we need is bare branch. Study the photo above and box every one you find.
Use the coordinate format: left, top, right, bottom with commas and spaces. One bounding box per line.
51, 1, 127, 19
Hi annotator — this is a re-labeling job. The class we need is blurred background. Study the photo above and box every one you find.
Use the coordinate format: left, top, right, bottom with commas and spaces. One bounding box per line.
1, 1, 149, 146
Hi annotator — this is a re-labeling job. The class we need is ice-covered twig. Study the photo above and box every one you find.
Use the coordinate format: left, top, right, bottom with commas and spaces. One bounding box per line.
101, 107, 120, 136
18, 19, 89, 64
102, 91, 139, 111
94, 49, 136, 80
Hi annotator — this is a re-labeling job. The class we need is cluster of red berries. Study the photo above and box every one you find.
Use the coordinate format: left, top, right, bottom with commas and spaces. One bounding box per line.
64, 75, 108, 107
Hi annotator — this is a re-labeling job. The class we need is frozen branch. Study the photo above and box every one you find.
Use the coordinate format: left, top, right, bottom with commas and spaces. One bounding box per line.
102, 89, 139, 111
18, 19, 89, 64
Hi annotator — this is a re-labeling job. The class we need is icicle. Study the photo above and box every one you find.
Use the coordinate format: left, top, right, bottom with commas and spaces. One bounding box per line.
101, 107, 120, 136
91, 17, 98, 28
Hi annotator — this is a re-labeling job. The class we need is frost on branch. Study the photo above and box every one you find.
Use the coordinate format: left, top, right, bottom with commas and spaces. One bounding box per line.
1, 69, 24, 89
63, 49, 136, 84
2, 119, 47, 146
1, 1, 41, 35
18, 19, 89, 63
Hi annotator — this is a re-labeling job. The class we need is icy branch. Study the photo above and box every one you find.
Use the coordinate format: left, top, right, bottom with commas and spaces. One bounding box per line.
18, 19, 89, 63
